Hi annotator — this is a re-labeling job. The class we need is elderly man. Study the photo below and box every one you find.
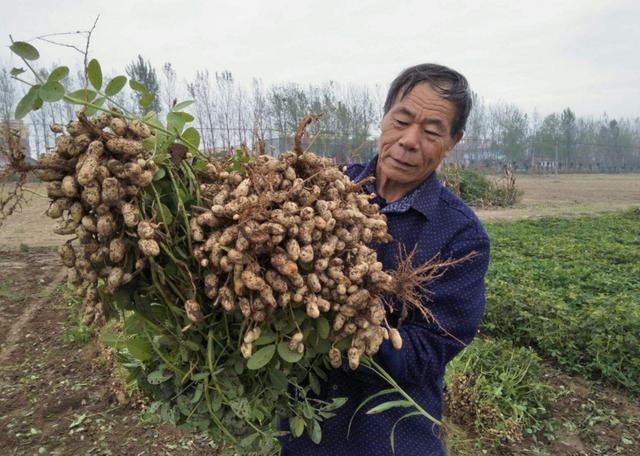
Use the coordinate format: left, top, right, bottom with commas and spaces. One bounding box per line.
280, 64, 490, 455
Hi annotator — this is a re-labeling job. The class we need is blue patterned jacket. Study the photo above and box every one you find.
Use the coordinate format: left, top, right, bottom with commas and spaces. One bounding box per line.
280, 156, 490, 456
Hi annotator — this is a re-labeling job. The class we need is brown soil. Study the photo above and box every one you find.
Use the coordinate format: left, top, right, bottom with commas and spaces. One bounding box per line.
447, 367, 640, 455
532, 373, 640, 456
0, 251, 216, 455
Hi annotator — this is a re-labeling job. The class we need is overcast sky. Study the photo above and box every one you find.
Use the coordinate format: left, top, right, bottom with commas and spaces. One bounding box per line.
2, 0, 639, 119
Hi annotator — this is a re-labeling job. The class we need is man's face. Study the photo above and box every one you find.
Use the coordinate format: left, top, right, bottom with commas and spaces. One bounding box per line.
377, 82, 462, 189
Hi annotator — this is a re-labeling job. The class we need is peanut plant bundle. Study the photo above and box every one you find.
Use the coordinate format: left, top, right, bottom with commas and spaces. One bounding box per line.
2, 41, 453, 455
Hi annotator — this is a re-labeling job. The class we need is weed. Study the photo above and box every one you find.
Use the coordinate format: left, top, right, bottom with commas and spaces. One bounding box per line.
61, 282, 94, 344
441, 163, 523, 208
0, 284, 20, 301
19, 242, 30, 252
445, 338, 556, 448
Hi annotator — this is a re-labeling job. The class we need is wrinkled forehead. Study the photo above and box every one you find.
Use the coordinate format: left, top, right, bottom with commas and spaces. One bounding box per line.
394, 80, 452, 105
390, 82, 458, 129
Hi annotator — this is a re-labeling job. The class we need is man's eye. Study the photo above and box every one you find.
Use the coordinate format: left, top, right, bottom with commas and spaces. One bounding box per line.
395, 119, 409, 126
425, 130, 441, 137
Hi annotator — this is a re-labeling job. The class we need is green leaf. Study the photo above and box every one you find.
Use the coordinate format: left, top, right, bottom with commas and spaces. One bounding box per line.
99, 330, 126, 349
127, 335, 153, 361
315, 338, 331, 354
192, 383, 204, 402
176, 111, 194, 122
290, 416, 304, 438
366, 400, 413, 415
239, 432, 258, 448
84, 96, 106, 117
167, 112, 186, 134
11, 67, 26, 77
269, 369, 288, 391
152, 334, 176, 348
129, 79, 146, 92
47, 66, 69, 82
176, 395, 192, 416
105, 76, 127, 96
157, 202, 174, 226
10, 41, 40, 60
334, 336, 353, 352
181, 127, 200, 149
172, 99, 194, 111
161, 403, 179, 424
277, 341, 303, 363
15, 85, 40, 119
182, 339, 201, 352
302, 402, 314, 419
316, 317, 330, 339
87, 59, 103, 90
309, 419, 322, 444
254, 328, 276, 346
247, 344, 276, 370
194, 159, 209, 172
147, 370, 173, 385
234, 356, 245, 375
347, 388, 396, 437
309, 372, 321, 396
153, 167, 166, 181
39, 81, 65, 102
66, 89, 97, 104
32, 96, 43, 110
147, 400, 163, 413
123, 313, 145, 333
140, 91, 154, 109
327, 397, 348, 411
390, 411, 422, 454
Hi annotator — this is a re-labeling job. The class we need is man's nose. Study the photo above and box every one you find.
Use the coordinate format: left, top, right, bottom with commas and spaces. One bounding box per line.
398, 124, 420, 152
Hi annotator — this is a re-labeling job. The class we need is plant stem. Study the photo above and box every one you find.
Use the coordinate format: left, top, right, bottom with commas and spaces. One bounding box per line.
10, 76, 35, 87
361, 357, 442, 427
9, 35, 45, 85
204, 379, 237, 444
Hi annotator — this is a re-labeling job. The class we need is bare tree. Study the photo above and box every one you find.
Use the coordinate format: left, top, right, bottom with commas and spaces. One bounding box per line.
161, 62, 178, 112
0, 67, 16, 124
187, 70, 217, 154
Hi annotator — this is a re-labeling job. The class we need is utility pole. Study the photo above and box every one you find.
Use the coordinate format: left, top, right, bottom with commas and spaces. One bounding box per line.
555, 143, 559, 175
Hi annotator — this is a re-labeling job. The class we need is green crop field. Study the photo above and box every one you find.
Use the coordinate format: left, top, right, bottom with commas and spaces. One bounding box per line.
445, 210, 640, 454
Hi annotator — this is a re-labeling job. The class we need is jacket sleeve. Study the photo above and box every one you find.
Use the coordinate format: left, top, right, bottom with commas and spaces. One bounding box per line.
374, 234, 490, 385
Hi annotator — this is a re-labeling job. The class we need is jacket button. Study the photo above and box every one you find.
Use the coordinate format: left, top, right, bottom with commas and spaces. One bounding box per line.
332, 384, 338, 390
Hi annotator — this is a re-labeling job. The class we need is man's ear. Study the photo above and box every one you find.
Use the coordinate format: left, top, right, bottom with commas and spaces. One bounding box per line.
452, 130, 464, 147
445, 131, 464, 156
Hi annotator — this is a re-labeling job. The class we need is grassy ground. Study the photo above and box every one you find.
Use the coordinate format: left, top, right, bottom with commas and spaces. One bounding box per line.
444, 210, 640, 454
484, 211, 640, 391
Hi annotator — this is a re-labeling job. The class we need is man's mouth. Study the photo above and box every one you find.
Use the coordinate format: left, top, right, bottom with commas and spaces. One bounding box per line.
389, 156, 414, 168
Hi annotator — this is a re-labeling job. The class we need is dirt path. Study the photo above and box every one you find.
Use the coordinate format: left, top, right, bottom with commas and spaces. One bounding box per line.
0, 251, 215, 455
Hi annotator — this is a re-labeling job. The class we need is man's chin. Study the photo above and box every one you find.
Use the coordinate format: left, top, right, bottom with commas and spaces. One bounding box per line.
380, 165, 418, 183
